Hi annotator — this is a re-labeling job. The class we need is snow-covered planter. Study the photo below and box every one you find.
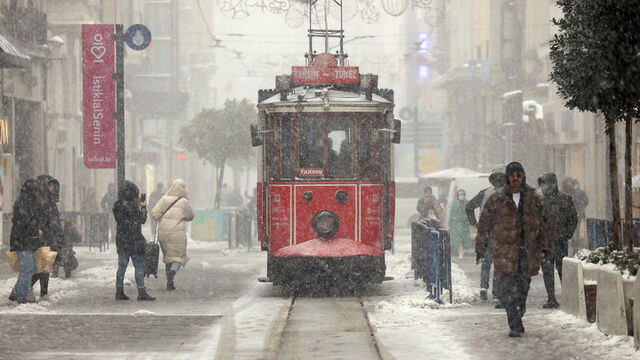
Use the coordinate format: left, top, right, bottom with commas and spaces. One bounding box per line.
575, 244, 640, 278
575, 245, 638, 336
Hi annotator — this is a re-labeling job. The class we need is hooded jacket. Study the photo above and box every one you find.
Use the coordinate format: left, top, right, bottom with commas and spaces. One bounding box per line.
537, 173, 578, 244
113, 180, 147, 256
476, 180, 555, 276
465, 166, 506, 225
151, 179, 194, 265
36, 175, 64, 249
10, 179, 43, 251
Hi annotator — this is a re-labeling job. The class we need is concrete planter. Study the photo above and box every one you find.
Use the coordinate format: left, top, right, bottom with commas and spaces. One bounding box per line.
563, 258, 637, 336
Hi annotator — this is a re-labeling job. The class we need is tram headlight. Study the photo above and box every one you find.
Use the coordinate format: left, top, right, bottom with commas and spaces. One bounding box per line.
311, 210, 340, 239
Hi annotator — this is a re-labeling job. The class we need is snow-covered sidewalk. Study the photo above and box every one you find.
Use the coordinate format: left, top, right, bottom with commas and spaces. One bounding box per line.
364, 233, 638, 360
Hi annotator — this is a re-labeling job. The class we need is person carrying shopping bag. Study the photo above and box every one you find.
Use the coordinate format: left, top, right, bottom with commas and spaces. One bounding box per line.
8, 179, 43, 304
151, 179, 194, 291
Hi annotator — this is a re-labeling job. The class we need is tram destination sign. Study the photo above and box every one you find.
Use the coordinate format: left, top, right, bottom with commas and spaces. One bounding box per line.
292, 65, 360, 85
291, 52, 359, 85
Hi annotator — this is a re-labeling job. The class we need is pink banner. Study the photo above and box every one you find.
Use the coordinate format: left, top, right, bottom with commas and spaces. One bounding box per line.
82, 24, 115, 169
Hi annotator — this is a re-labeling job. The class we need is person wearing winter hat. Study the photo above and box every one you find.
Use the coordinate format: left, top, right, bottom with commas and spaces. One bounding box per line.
466, 166, 506, 301
537, 172, 577, 308
475, 162, 555, 337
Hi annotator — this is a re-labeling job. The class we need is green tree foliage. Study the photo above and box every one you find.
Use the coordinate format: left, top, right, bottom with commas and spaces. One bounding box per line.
180, 99, 255, 208
549, 0, 640, 251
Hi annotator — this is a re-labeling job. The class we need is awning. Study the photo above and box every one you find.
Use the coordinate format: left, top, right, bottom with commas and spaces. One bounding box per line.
0, 29, 31, 68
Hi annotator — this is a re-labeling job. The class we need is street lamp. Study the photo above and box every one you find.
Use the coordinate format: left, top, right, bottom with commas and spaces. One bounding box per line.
48, 35, 65, 48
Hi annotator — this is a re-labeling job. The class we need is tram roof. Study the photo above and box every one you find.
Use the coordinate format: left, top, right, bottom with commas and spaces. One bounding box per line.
258, 87, 393, 107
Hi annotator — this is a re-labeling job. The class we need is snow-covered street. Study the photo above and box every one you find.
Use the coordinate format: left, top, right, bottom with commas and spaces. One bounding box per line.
0, 229, 637, 359
364, 229, 638, 360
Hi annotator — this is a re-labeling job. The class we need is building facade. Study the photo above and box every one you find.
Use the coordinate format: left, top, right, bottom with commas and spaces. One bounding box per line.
432, 0, 615, 220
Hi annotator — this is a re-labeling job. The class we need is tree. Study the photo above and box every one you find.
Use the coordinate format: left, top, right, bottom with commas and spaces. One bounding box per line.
549, 0, 640, 252
179, 99, 255, 208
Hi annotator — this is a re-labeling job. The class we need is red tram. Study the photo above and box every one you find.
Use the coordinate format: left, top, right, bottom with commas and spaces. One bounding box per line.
250, 16, 400, 288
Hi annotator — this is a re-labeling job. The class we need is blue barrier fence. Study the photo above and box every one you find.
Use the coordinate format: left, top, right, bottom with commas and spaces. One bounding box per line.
191, 208, 253, 249
586, 218, 640, 249
411, 219, 452, 304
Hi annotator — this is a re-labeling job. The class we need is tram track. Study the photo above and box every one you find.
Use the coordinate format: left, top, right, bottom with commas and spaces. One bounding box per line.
270, 295, 384, 360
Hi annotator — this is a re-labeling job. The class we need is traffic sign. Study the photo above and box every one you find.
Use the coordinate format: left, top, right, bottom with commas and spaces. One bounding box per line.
125, 24, 151, 51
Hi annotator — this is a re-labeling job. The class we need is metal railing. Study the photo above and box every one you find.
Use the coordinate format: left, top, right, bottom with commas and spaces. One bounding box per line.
2, 211, 109, 252
190, 207, 254, 249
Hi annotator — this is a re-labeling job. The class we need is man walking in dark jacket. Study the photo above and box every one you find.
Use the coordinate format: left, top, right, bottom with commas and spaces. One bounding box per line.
466, 166, 505, 301
113, 180, 155, 301
537, 173, 578, 308
9, 179, 42, 304
476, 162, 555, 337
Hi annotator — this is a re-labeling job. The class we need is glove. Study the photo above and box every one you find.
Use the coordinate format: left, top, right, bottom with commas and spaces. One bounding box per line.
476, 252, 484, 264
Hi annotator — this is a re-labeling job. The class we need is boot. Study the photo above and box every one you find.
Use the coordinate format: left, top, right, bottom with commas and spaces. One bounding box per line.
542, 298, 559, 309
115, 287, 130, 300
480, 288, 488, 301
508, 330, 522, 338
137, 287, 156, 301
65, 271, 72, 279
27, 289, 36, 302
167, 280, 176, 291
167, 269, 176, 290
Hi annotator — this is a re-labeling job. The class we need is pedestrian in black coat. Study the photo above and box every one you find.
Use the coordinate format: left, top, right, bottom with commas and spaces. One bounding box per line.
113, 180, 155, 301
60, 218, 81, 278
9, 179, 42, 303
537, 173, 578, 308
31, 175, 64, 300
101, 183, 118, 243
466, 166, 506, 301
417, 186, 439, 220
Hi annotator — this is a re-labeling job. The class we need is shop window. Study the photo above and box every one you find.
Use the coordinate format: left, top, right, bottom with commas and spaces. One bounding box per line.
562, 110, 574, 132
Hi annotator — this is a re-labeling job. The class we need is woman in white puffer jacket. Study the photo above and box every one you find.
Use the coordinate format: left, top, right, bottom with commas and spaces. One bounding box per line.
151, 179, 194, 290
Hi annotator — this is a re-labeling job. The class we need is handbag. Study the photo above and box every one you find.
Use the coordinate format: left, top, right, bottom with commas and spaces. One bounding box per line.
34, 246, 59, 274
5, 251, 19, 272
154, 197, 182, 243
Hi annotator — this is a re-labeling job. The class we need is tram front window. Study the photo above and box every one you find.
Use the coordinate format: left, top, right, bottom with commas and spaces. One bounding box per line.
328, 119, 352, 177
299, 119, 324, 169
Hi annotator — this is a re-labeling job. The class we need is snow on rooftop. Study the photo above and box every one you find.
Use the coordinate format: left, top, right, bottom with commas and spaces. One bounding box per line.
260, 87, 391, 104
502, 90, 523, 98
